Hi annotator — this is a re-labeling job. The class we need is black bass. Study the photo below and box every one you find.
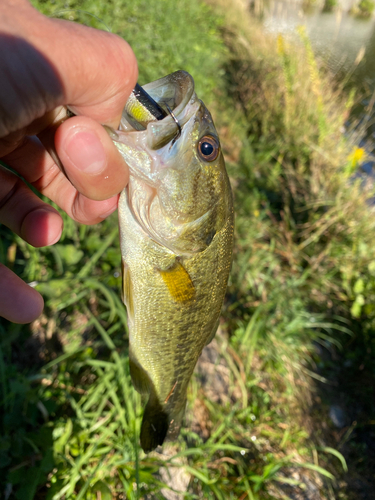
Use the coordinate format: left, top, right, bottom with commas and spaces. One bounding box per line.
115, 71, 234, 452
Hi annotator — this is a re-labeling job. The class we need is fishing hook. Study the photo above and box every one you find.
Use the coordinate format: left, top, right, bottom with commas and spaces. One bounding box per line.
165, 103, 182, 146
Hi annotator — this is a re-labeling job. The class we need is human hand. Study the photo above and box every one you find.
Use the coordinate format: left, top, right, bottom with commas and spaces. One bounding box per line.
0, 0, 138, 323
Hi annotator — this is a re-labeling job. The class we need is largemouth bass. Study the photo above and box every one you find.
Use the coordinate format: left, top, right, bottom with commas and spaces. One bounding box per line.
115, 71, 234, 452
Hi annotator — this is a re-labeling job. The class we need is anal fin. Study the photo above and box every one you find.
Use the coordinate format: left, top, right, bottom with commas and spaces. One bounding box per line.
129, 354, 152, 395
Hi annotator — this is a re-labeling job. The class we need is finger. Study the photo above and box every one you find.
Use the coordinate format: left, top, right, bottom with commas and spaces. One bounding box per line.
26, 5, 138, 128
0, 165, 63, 247
1, 1, 137, 138
53, 116, 129, 201
2, 137, 120, 225
52, 23, 138, 127
0, 263, 44, 324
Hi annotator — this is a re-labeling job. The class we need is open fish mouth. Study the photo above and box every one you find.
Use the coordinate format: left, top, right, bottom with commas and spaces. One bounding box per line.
122, 71, 196, 130
118, 71, 201, 151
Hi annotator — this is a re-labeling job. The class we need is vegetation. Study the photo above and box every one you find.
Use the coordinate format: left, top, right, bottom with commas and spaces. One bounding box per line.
351, 0, 375, 17
322, 0, 337, 11
1, 0, 375, 498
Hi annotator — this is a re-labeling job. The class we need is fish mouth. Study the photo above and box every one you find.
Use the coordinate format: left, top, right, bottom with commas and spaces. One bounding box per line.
123, 71, 196, 125
120, 71, 200, 150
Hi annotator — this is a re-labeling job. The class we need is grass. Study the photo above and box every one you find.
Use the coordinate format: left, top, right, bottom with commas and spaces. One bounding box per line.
1, 0, 375, 498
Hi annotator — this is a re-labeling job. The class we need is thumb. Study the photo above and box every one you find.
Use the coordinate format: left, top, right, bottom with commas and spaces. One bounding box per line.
0, 0, 138, 203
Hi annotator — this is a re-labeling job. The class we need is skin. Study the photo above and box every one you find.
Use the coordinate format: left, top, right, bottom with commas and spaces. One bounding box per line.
0, 0, 138, 324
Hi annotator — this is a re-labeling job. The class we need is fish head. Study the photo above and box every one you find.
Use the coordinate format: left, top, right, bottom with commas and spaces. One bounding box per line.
116, 71, 233, 254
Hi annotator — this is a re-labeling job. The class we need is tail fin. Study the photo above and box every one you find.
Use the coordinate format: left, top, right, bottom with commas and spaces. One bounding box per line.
140, 393, 188, 453
140, 393, 169, 453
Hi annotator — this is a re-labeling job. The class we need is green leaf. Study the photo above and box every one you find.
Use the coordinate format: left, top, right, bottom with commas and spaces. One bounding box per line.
353, 278, 365, 294
351, 298, 363, 318
90, 481, 113, 500
295, 462, 335, 480
183, 465, 217, 485
54, 244, 84, 266
54, 419, 73, 454
319, 446, 348, 472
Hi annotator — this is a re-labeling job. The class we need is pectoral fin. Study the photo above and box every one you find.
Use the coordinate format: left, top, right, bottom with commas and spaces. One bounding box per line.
121, 261, 134, 318
158, 260, 195, 303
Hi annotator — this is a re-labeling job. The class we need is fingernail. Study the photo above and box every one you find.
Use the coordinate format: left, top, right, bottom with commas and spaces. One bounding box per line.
65, 129, 106, 174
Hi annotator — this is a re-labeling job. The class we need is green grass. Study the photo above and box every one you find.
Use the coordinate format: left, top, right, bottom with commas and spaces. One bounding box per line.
1, 0, 374, 498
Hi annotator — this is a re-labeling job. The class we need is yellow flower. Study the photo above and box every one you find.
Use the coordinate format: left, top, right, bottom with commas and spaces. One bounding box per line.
277, 34, 285, 56
345, 147, 366, 176
348, 147, 365, 164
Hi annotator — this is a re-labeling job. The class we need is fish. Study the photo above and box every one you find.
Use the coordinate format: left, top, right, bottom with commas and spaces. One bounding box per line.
115, 70, 234, 453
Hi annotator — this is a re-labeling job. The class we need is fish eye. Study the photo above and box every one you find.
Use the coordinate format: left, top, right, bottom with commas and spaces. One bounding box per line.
198, 135, 220, 162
